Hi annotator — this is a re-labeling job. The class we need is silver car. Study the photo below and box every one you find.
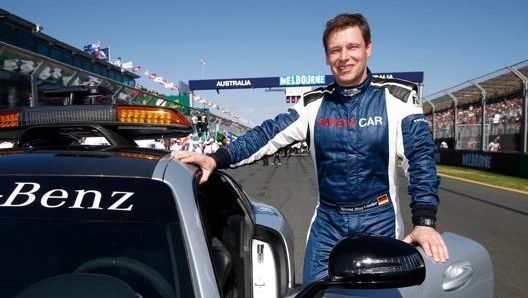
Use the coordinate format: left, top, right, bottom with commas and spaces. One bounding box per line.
0, 104, 493, 298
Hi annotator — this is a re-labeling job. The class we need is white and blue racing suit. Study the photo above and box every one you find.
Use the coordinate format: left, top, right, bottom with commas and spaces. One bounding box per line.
210, 69, 440, 283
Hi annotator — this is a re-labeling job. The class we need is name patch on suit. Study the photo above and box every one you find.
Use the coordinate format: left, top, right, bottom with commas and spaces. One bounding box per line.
317, 116, 383, 129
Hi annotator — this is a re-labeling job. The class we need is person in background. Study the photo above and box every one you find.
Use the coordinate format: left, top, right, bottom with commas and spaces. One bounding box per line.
172, 12, 448, 283
170, 138, 182, 151
488, 137, 501, 152
467, 137, 477, 149
262, 154, 269, 166
272, 150, 282, 165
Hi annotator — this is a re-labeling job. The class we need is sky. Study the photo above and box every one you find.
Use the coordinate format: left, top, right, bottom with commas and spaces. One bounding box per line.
2, 0, 527, 126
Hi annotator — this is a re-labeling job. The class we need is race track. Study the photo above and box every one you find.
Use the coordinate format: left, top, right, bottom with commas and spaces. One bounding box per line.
227, 154, 528, 298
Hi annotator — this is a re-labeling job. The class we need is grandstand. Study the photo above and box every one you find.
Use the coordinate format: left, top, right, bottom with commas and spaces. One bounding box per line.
423, 59, 527, 154
422, 60, 527, 178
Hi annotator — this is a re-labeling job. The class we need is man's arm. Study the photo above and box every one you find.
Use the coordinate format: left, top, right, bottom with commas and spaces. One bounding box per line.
397, 83, 448, 262
400, 113, 449, 263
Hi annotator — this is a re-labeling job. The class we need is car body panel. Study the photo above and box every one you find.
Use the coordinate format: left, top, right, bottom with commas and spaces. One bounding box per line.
251, 200, 296, 297
0, 149, 165, 177
287, 232, 493, 298
401, 232, 494, 298
160, 159, 222, 298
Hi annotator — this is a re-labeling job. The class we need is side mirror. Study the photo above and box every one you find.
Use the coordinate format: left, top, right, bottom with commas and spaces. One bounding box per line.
295, 233, 425, 297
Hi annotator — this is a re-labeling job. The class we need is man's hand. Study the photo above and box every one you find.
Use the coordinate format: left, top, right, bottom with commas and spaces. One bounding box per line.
403, 226, 449, 263
171, 151, 217, 184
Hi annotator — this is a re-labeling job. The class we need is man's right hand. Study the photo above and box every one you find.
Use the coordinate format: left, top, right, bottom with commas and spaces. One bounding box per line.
171, 151, 217, 184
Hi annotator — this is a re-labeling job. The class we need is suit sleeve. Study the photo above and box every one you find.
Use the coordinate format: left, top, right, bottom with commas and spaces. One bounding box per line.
211, 102, 309, 168
400, 92, 440, 220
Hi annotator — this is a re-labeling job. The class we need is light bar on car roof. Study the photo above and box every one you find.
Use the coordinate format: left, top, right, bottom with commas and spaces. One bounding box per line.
116, 105, 189, 125
0, 105, 191, 128
0, 110, 19, 128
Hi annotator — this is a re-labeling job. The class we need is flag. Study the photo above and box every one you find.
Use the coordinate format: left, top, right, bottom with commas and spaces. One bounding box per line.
83, 41, 100, 55
132, 66, 141, 72
96, 47, 110, 61
111, 57, 121, 67
83, 45, 94, 54
377, 194, 389, 205
121, 61, 133, 69
215, 132, 227, 144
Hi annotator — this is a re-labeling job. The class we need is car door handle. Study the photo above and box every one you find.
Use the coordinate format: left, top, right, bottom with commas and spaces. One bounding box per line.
442, 261, 474, 291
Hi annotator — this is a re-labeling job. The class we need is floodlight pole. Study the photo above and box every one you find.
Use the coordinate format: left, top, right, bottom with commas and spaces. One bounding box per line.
423, 100, 435, 140
28, 61, 52, 106
508, 66, 527, 153
445, 91, 458, 149
469, 80, 487, 151
200, 59, 206, 77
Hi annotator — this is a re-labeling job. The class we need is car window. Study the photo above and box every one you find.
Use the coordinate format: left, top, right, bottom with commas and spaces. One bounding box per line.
0, 177, 193, 298
196, 171, 253, 297
197, 173, 247, 239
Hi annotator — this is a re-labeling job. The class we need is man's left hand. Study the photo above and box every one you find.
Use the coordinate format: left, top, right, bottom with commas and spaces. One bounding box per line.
403, 226, 449, 263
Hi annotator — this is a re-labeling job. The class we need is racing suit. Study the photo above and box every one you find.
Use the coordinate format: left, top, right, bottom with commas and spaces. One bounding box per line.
210, 69, 440, 283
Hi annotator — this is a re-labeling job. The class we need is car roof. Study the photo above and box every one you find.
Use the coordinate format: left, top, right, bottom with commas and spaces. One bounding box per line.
0, 149, 169, 177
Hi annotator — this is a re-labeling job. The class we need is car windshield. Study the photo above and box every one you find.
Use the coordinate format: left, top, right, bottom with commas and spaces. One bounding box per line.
0, 218, 192, 298
0, 176, 194, 298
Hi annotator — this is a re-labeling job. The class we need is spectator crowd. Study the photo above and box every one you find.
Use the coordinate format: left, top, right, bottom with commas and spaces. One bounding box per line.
426, 96, 523, 136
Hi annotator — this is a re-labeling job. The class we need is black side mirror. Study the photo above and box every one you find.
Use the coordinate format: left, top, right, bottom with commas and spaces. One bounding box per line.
295, 233, 425, 297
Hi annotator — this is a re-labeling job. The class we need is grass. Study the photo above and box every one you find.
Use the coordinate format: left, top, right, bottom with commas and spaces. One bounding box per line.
436, 164, 528, 194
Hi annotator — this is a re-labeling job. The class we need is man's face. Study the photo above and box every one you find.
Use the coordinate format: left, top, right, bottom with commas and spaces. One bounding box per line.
325, 26, 371, 87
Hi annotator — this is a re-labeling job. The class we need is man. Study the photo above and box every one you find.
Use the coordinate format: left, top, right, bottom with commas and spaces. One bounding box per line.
272, 150, 282, 165
172, 12, 448, 283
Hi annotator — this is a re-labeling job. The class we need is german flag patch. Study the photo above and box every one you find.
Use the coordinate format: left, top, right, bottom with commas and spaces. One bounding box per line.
377, 194, 389, 205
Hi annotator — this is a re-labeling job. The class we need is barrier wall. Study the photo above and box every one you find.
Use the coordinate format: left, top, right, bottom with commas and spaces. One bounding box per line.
436, 149, 528, 178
